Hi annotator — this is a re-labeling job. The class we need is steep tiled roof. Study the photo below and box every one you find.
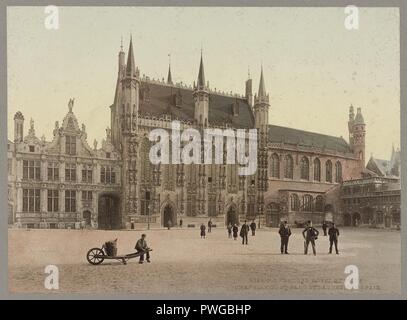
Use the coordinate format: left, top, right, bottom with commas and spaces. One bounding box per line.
268, 124, 352, 154
138, 81, 255, 128
366, 156, 400, 177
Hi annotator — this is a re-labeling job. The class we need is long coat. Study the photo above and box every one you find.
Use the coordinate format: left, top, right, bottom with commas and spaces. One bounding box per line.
328, 227, 340, 241
200, 225, 206, 236
232, 226, 239, 237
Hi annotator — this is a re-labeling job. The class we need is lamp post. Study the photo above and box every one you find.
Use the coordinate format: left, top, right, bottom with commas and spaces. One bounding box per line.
147, 203, 150, 230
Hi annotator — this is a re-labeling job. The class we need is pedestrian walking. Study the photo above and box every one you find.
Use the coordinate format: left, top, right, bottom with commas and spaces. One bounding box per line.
302, 221, 319, 255
278, 221, 292, 254
328, 223, 340, 254
227, 223, 232, 238
250, 220, 256, 236
232, 224, 238, 240
240, 220, 249, 245
200, 223, 206, 239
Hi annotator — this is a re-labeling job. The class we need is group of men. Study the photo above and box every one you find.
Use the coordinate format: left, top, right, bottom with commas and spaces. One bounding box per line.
132, 219, 340, 265
278, 221, 340, 255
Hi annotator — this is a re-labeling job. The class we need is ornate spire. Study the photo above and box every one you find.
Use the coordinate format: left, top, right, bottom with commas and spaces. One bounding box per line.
258, 65, 266, 97
197, 50, 206, 90
354, 107, 365, 125
126, 36, 136, 77
167, 54, 173, 85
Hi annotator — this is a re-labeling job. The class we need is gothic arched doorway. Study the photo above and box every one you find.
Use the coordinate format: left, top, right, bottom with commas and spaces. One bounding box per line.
266, 203, 280, 227
83, 210, 92, 227
162, 204, 176, 227
352, 212, 361, 227
362, 207, 373, 224
98, 193, 121, 230
343, 213, 351, 226
226, 206, 238, 226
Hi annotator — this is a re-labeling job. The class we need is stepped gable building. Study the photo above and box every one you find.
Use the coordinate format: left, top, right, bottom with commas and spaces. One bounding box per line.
8, 39, 370, 229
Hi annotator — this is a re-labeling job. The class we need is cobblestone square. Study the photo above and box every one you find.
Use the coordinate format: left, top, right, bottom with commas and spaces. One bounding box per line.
8, 227, 400, 295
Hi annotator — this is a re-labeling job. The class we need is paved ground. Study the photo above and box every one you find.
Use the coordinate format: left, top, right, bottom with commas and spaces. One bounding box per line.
8, 227, 400, 295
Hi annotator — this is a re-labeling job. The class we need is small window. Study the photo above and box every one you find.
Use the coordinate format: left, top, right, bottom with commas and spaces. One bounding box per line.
29, 146, 35, 152
208, 177, 212, 183
106, 152, 111, 159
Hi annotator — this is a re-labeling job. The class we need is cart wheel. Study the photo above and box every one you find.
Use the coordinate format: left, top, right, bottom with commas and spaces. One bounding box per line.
86, 248, 105, 265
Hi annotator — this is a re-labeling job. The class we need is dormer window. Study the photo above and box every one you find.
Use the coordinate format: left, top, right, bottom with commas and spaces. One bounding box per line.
29, 146, 35, 152
65, 136, 76, 155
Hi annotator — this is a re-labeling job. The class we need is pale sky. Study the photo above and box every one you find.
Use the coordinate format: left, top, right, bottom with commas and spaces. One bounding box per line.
7, 6, 400, 160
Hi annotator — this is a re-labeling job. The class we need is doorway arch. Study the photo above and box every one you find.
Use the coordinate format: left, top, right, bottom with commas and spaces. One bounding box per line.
266, 202, 280, 227
343, 213, 352, 226
83, 210, 92, 227
352, 212, 361, 227
162, 202, 176, 227
226, 205, 239, 226
98, 193, 121, 230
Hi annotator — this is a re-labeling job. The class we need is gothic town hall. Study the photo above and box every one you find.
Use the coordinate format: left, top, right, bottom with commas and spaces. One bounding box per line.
8, 39, 395, 230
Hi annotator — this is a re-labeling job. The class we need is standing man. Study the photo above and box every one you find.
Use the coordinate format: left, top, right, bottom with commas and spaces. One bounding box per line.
322, 221, 328, 236
240, 220, 249, 245
278, 221, 292, 254
208, 219, 212, 233
135, 234, 151, 264
328, 223, 340, 254
232, 224, 239, 240
227, 223, 232, 238
302, 221, 319, 255
250, 220, 257, 236
179, 218, 183, 228
200, 223, 206, 239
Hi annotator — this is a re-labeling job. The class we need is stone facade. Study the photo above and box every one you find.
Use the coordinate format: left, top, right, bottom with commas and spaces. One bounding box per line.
340, 149, 401, 229
8, 39, 371, 229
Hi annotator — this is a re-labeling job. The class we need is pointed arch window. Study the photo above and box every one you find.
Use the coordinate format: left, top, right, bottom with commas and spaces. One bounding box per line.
313, 158, 321, 181
335, 161, 342, 183
300, 156, 309, 180
284, 155, 293, 179
270, 153, 280, 178
303, 194, 313, 212
326, 160, 333, 183
290, 194, 300, 211
315, 195, 324, 212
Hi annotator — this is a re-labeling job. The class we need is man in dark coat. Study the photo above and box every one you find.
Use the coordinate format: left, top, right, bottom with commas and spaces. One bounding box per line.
135, 234, 151, 264
302, 221, 319, 255
240, 220, 249, 245
328, 223, 340, 254
200, 223, 206, 239
232, 224, 239, 240
278, 221, 292, 254
250, 220, 257, 236
208, 219, 212, 233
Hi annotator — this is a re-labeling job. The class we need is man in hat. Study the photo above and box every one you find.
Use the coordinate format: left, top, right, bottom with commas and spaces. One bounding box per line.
302, 221, 319, 255
135, 234, 151, 264
279, 221, 292, 254
328, 223, 340, 254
